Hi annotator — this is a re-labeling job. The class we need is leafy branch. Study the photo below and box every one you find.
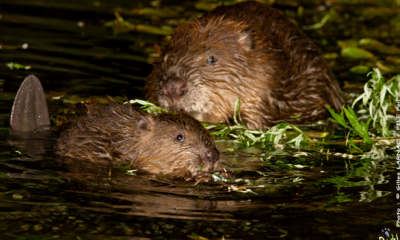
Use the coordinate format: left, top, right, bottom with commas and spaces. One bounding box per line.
205, 99, 311, 148
352, 68, 400, 136
327, 68, 400, 154
326, 106, 371, 152
128, 99, 168, 114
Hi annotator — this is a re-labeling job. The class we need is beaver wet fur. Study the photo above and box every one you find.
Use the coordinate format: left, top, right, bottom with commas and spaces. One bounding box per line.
55, 103, 219, 180
144, 1, 344, 129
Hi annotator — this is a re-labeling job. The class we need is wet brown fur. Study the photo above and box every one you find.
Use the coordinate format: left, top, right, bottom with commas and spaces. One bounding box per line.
143, 1, 344, 129
54, 103, 219, 179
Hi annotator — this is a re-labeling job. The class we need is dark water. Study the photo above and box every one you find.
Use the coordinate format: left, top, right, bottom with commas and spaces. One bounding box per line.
0, 0, 399, 239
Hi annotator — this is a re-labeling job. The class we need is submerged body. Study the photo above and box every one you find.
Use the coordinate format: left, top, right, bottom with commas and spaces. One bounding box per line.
55, 103, 219, 180
144, 1, 344, 129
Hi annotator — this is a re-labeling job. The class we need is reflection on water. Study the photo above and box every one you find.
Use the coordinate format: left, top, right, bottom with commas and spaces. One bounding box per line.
0, 0, 399, 239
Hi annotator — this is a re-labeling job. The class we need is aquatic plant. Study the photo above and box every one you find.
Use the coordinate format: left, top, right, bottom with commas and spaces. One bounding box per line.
327, 68, 400, 156
351, 68, 400, 137
203, 99, 311, 149
128, 99, 168, 114
326, 105, 372, 152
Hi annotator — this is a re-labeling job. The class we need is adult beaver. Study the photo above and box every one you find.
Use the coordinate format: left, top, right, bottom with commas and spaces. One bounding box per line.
143, 1, 344, 129
54, 103, 219, 180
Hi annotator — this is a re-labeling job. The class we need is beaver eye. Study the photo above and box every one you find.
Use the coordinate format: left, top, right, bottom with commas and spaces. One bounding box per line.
207, 56, 216, 65
176, 134, 184, 142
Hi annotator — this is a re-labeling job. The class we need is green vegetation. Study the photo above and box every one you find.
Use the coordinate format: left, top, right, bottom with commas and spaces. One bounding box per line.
352, 68, 399, 137
326, 106, 372, 152
203, 99, 312, 149
208, 68, 399, 157
5, 62, 31, 70
128, 99, 168, 114
133, 68, 399, 154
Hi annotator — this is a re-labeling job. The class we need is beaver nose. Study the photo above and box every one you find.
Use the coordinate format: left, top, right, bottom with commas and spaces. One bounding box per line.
203, 147, 219, 163
162, 76, 188, 101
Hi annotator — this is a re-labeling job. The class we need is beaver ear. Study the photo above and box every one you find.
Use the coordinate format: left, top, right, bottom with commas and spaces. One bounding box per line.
238, 31, 253, 52
135, 116, 151, 132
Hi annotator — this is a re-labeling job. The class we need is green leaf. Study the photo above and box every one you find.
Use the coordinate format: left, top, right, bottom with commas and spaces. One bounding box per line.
341, 47, 374, 59
290, 114, 302, 118
380, 85, 387, 108
365, 118, 372, 129
323, 52, 339, 59
287, 134, 304, 148
363, 83, 372, 106
343, 107, 360, 130
326, 106, 352, 129
352, 92, 365, 108
5, 62, 31, 70
359, 38, 400, 55
349, 65, 370, 74
233, 99, 243, 125
302, 13, 331, 30
349, 138, 364, 153
344, 108, 372, 144
265, 123, 291, 145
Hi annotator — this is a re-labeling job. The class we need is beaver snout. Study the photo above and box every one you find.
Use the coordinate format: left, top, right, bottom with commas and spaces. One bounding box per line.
203, 147, 219, 163
162, 76, 188, 102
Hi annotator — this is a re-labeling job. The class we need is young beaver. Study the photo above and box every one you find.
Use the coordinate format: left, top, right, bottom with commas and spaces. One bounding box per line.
143, 1, 344, 129
54, 103, 219, 180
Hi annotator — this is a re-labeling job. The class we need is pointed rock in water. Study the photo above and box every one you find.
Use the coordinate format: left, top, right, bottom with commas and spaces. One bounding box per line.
10, 75, 51, 133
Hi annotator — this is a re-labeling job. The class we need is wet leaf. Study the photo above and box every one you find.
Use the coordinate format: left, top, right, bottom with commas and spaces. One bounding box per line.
302, 13, 330, 30
341, 47, 374, 59
323, 52, 339, 59
359, 38, 385, 48
349, 65, 370, 74
45, 91, 66, 100
359, 38, 400, 55
290, 114, 301, 118
131, 7, 184, 18
349, 138, 364, 153
5, 62, 31, 70
106, 11, 174, 36
337, 39, 358, 48
194, 2, 219, 11
386, 56, 400, 63
376, 61, 400, 73
233, 99, 243, 125
136, 25, 174, 35
343, 108, 372, 144
287, 134, 304, 148
129, 99, 168, 114
320, 132, 329, 138
326, 107, 351, 130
